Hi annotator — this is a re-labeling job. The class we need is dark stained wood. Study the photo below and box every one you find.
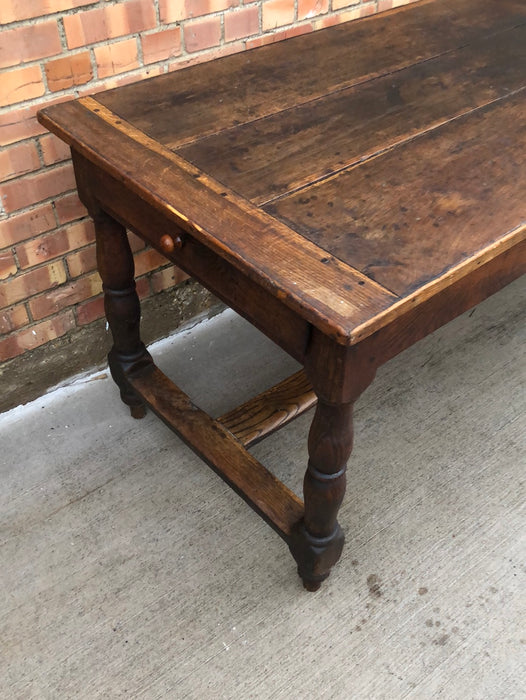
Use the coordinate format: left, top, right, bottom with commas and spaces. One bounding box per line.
219, 371, 315, 448
87, 206, 153, 417
71, 151, 312, 363
267, 90, 526, 297
40, 99, 396, 346
288, 332, 377, 589
129, 366, 304, 539
37, 0, 526, 590
289, 400, 353, 591
356, 234, 526, 367
179, 26, 526, 204
96, 0, 526, 149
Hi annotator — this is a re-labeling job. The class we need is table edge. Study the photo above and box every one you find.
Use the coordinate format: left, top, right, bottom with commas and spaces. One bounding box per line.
37, 98, 398, 344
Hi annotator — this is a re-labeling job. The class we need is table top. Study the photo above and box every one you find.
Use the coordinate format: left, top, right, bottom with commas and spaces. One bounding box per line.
40, 0, 526, 345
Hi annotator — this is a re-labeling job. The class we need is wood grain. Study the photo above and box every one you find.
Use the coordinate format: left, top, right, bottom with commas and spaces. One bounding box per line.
356, 236, 526, 365
96, 0, 526, 149
178, 25, 526, 205
35, 0, 526, 593
130, 366, 304, 539
219, 371, 315, 447
72, 151, 311, 362
39, 99, 397, 345
267, 90, 526, 297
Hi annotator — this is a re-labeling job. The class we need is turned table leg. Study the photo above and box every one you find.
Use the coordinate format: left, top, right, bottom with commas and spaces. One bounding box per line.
289, 330, 377, 590
289, 399, 352, 590
93, 209, 153, 418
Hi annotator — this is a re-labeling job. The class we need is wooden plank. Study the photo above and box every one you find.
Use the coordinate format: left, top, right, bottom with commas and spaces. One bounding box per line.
219, 371, 316, 448
266, 90, 526, 298
95, 0, 526, 149
38, 100, 397, 346
129, 366, 304, 539
356, 235, 526, 364
178, 25, 526, 205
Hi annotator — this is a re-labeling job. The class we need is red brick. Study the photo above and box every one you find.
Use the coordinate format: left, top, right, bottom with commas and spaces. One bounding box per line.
16, 219, 95, 269
332, 0, 360, 8
360, 3, 377, 18
45, 52, 93, 92
0, 261, 66, 309
29, 271, 102, 320
0, 142, 41, 183
262, 0, 295, 31
0, 250, 17, 280
314, 12, 345, 29
0, 21, 62, 70
0, 311, 75, 362
379, 0, 418, 11
160, 0, 237, 23
184, 17, 222, 53
224, 6, 260, 42
0, 203, 56, 248
298, 0, 329, 21
75, 294, 104, 325
94, 38, 139, 80
0, 0, 98, 23
66, 243, 96, 278
141, 28, 182, 65
151, 265, 189, 294
0, 104, 48, 147
135, 276, 151, 299
0, 65, 45, 107
332, 0, 374, 14
247, 22, 312, 48
65, 228, 145, 278
39, 133, 71, 166
54, 193, 87, 225
64, 0, 157, 50
133, 248, 169, 277
0, 304, 29, 334
168, 41, 244, 70
79, 64, 164, 93
0, 163, 76, 213
127, 231, 147, 253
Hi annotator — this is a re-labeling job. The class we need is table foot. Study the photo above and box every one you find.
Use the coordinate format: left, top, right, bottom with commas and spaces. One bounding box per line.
130, 403, 147, 419
289, 521, 345, 591
108, 343, 152, 417
303, 580, 321, 593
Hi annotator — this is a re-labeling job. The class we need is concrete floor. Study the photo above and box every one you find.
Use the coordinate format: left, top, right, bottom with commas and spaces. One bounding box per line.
1, 277, 525, 699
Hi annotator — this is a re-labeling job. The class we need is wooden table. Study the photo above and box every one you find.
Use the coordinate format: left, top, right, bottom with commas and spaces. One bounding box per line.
39, 0, 526, 590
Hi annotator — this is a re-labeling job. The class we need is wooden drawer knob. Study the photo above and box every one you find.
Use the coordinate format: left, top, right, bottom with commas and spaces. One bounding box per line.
159, 234, 183, 253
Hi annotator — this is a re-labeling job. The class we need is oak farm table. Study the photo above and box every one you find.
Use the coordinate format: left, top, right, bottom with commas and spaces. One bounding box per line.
39, 0, 526, 590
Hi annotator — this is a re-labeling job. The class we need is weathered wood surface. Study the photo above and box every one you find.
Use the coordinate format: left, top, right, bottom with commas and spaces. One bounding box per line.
36, 0, 526, 591
219, 371, 315, 447
267, 91, 526, 297
39, 0, 526, 348
96, 0, 526, 149
355, 236, 526, 361
72, 151, 312, 363
40, 99, 396, 346
178, 26, 526, 205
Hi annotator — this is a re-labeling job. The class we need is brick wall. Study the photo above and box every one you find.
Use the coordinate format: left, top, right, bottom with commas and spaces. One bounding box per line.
0, 0, 417, 377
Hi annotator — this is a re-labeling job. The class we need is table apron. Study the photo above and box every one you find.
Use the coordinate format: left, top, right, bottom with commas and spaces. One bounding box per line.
359, 239, 526, 366
72, 150, 311, 363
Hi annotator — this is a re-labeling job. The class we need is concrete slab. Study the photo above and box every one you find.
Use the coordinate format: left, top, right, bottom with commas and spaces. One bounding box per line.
1, 277, 525, 699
